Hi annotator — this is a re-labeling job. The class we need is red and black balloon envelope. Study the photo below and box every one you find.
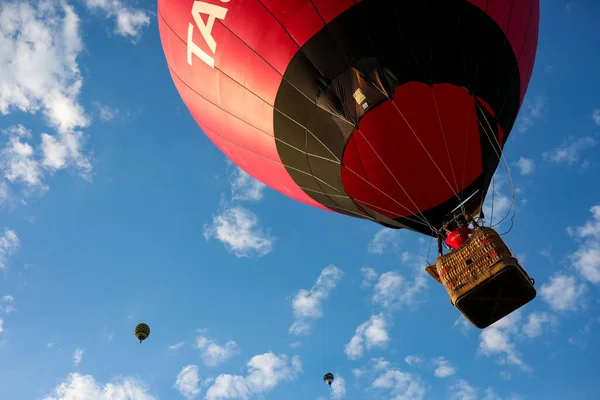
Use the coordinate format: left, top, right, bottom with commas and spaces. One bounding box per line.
157, 0, 539, 237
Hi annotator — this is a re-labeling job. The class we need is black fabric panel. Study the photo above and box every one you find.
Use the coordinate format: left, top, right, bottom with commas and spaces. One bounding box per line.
273, 0, 522, 236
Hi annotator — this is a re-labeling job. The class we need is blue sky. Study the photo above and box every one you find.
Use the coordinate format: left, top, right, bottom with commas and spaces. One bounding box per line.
0, 0, 599, 399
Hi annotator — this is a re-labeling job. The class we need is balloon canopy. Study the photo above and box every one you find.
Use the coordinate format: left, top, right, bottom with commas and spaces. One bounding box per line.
157, 0, 539, 237
135, 323, 150, 343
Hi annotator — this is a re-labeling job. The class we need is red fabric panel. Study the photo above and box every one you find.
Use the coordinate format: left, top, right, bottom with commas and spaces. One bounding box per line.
469, 0, 539, 104
517, 0, 539, 103
158, 0, 325, 209
310, 0, 354, 23
257, 0, 325, 46
486, 0, 513, 34
341, 83, 483, 219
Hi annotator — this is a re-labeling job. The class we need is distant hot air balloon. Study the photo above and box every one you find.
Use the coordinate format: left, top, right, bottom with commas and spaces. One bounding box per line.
324, 372, 334, 387
135, 323, 150, 343
157, 0, 539, 328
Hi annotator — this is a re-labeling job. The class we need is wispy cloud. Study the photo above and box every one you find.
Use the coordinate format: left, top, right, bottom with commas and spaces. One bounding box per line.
372, 357, 391, 370
0, 295, 15, 314
203, 206, 274, 258
205, 164, 275, 257
514, 157, 535, 175
371, 271, 427, 311
522, 312, 557, 338
404, 355, 424, 367
568, 317, 600, 348
516, 95, 545, 133
94, 102, 119, 122
82, 0, 150, 41
289, 265, 343, 335
169, 341, 186, 351
540, 274, 586, 312
205, 353, 302, 400
449, 379, 477, 400
371, 366, 427, 400
194, 331, 240, 367
73, 348, 84, 367
482, 175, 512, 225
568, 205, 600, 284
0, 229, 19, 270
1, 126, 45, 191
344, 314, 390, 360
42, 373, 156, 399
543, 136, 596, 166
230, 167, 266, 202
453, 316, 472, 336
102, 325, 114, 341
368, 228, 400, 254
432, 357, 456, 378
174, 365, 201, 400
592, 109, 600, 126
478, 312, 531, 372
360, 267, 379, 289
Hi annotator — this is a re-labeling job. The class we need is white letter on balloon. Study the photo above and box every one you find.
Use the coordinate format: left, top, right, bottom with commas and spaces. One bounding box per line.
187, 0, 230, 68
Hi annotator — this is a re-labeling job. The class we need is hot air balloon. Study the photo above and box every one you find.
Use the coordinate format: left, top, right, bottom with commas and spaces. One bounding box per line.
324, 372, 334, 387
135, 323, 150, 343
157, 0, 539, 328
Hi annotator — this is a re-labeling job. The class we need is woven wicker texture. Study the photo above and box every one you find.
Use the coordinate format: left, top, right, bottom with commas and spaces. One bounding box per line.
429, 227, 517, 305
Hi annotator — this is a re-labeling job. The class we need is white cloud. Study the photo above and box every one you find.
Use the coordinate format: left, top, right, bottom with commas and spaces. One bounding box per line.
352, 368, 363, 378
449, 380, 477, 400
543, 136, 596, 166
0, 2, 92, 180
42, 373, 156, 400
478, 312, 530, 372
540, 274, 586, 312
1, 130, 44, 189
174, 365, 201, 400
194, 332, 240, 367
522, 312, 556, 338
569, 205, 600, 283
73, 348, 84, 367
432, 357, 456, 378
360, 267, 378, 289
404, 356, 423, 367
205, 353, 302, 400
0, 295, 15, 314
0, 228, 20, 269
230, 167, 266, 202
94, 102, 119, 122
371, 368, 427, 400
344, 314, 390, 360
82, 0, 150, 40
331, 374, 346, 400
368, 228, 399, 254
203, 206, 274, 258
0, 318, 4, 334
289, 265, 343, 335
592, 109, 600, 126
515, 157, 535, 175
372, 357, 391, 370
169, 341, 186, 351
372, 271, 427, 310
517, 95, 545, 133
453, 316, 472, 336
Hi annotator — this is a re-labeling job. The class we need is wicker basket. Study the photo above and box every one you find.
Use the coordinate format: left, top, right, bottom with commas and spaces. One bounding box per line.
425, 226, 536, 329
